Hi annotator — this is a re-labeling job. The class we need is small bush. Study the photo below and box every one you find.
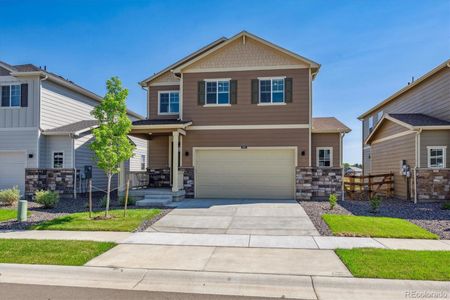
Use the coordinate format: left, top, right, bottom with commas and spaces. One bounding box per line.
0, 186, 20, 206
441, 202, 450, 210
35, 190, 59, 208
100, 196, 108, 208
369, 195, 382, 213
329, 193, 337, 210
119, 196, 136, 206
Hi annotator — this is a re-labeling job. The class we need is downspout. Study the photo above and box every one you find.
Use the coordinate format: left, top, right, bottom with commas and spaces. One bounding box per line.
36, 73, 48, 169
70, 133, 76, 199
340, 132, 346, 200
413, 128, 422, 204
141, 85, 149, 119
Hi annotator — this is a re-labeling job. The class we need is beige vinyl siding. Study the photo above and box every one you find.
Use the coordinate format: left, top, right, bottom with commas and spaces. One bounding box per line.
0, 75, 40, 128
370, 119, 410, 141
129, 136, 148, 171
42, 135, 74, 168
149, 135, 169, 169
182, 128, 309, 167
74, 133, 118, 192
182, 68, 310, 126
371, 133, 416, 199
40, 80, 98, 130
311, 133, 340, 167
0, 128, 39, 168
420, 130, 450, 168
147, 85, 180, 120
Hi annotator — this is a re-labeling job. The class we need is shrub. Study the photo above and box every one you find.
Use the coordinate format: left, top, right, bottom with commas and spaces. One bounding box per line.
329, 193, 337, 210
119, 195, 136, 206
0, 186, 20, 206
441, 202, 450, 210
35, 190, 59, 208
99, 196, 108, 208
369, 195, 382, 213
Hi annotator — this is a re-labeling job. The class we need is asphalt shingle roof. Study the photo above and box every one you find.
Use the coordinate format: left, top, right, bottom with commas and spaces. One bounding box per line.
312, 117, 351, 133
132, 119, 192, 126
43, 120, 98, 135
389, 113, 450, 127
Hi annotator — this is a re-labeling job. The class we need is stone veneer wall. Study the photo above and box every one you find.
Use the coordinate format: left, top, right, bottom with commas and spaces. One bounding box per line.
180, 167, 195, 198
296, 167, 343, 201
416, 168, 450, 201
25, 168, 75, 199
148, 168, 171, 188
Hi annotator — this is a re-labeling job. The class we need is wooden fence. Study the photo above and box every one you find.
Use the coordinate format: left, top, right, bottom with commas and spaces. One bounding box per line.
344, 172, 394, 200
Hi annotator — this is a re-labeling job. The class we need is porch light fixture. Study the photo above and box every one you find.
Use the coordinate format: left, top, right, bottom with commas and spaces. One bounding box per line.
301, 151, 305, 156
240, 145, 248, 149
185, 151, 189, 157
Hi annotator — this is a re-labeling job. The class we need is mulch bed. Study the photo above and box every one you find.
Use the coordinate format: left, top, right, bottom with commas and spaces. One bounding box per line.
300, 199, 450, 239
0, 196, 172, 231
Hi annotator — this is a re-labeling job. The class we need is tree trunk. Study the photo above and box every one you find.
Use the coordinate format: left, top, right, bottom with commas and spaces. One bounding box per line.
105, 173, 112, 217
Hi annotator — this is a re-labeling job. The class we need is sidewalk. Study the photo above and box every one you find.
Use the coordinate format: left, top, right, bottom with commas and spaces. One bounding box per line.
1, 230, 450, 250
0, 264, 448, 300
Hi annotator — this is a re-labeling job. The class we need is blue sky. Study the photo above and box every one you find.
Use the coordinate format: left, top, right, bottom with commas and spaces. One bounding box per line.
1, 0, 449, 163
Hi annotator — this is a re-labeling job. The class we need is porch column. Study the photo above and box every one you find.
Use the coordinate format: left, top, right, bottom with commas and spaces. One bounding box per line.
172, 131, 179, 192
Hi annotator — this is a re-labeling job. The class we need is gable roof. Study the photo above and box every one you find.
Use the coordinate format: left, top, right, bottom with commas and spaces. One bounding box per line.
173, 31, 320, 75
312, 117, 351, 133
43, 120, 99, 136
0, 60, 144, 119
358, 59, 450, 120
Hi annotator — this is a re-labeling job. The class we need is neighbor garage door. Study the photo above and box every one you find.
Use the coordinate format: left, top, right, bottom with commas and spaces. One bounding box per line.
195, 148, 295, 199
0, 152, 26, 195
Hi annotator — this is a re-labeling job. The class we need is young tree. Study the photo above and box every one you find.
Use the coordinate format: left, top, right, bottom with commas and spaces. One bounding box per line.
90, 77, 135, 217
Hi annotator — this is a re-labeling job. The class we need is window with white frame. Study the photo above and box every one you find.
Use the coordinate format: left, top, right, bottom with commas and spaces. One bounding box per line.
317, 147, 333, 167
159, 91, 179, 114
53, 152, 64, 168
141, 155, 146, 170
205, 80, 229, 105
427, 146, 446, 168
259, 78, 284, 103
1, 84, 21, 107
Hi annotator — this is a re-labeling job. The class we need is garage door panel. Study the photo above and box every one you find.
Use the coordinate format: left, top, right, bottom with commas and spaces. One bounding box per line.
195, 149, 295, 199
0, 152, 26, 195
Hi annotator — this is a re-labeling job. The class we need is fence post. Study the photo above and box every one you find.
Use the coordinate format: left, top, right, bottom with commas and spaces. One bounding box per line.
88, 179, 92, 219
368, 175, 372, 200
124, 177, 130, 217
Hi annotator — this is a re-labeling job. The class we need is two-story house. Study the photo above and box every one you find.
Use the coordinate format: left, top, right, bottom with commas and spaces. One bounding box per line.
130, 31, 350, 201
0, 61, 147, 198
359, 59, 450, 202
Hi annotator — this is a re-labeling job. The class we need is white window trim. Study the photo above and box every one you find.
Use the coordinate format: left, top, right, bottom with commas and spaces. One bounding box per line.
52, 151, 64, 169
158, 91, 179, 115
258, 77, 285, 104
204, 79, 230, 106
427, 146, 447, 168
0, 84, 21, 108
316, 147, 333, 167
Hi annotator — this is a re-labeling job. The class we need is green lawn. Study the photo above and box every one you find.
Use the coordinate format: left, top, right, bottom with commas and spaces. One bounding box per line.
0, 239, 115, 266
32, 209, 161, 232
322, 214, 438, 239
0, 209, 30, 222
336, 248, 450, 281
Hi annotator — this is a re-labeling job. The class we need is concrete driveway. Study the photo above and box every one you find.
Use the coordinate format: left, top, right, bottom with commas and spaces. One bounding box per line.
150, 199, 319, 236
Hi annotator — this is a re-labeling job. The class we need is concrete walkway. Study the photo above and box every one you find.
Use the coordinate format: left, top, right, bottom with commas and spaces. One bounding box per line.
0, 230, 131, 243
1, 264, 448, 300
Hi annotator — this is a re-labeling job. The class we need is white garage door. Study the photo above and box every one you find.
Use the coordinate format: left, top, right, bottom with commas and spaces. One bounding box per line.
195, 148, 295, 199
0, 152, 26, 195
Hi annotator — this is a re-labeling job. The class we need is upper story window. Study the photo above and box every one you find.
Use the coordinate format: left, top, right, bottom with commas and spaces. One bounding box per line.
368, 116, 374, 132
159, 91, 179, 115
427, 146, 446, 168
1, 85, 21, 107
53, 152, 64, 168
205, 80, 230, 105
317, 147, 333, 167
259, 78, 284, 104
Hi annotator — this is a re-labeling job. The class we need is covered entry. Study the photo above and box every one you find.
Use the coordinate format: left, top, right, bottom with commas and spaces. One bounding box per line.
194, 148, 296, 199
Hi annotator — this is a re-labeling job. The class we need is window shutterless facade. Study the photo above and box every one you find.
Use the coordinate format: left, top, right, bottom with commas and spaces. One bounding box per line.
427, 146, 446, 168
53, 152, 64, 168
205, 79, 230, 105
1, 84, 21, 107
258, 78, 284, 104
158, 91, 179, 114
317, 147, 333, 167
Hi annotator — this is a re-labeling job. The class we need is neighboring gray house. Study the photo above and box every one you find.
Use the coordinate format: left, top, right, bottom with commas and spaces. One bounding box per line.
0, 61, 147, 197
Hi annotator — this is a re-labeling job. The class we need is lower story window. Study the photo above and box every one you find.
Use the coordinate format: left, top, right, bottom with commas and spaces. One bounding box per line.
141, 155, 146, 170
53, 152, 64, 168
427, 146, 446, 168
317, 147, 332, 167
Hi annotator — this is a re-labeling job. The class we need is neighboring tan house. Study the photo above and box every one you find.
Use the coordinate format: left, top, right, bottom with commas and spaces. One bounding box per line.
0, 61, 147, 198
130, 31, 350, 201
359, 59, 450, 202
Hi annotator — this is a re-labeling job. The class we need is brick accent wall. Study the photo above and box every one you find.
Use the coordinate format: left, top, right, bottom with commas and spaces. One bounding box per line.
296, 167, 343, 201
416, 168, 450, 201
148, 168, 171, 188
180, 167, 195, 198
25, 168, 75, 199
